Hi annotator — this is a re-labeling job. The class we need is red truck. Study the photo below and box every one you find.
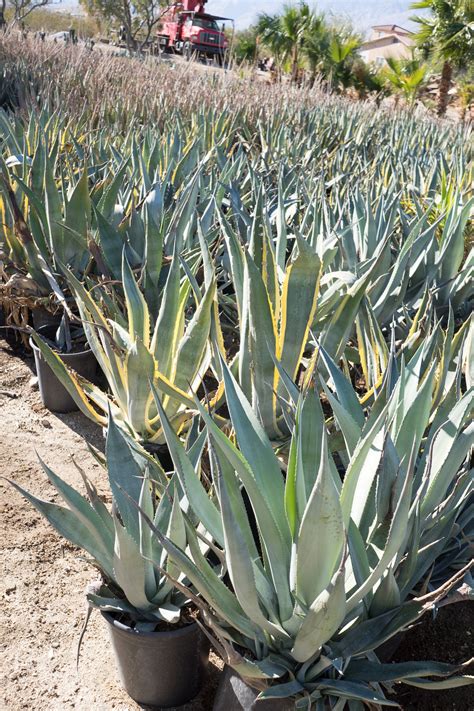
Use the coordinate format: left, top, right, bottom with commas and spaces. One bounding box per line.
158, 0, 232, 63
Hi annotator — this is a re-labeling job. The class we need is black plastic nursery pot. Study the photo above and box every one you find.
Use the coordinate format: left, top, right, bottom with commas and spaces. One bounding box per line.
30, 326, 97, 414
142, 441, 175, 471
213, 666, 295, 710
102, 612, 210, 708
31, 306, 62, 330
213, 636, 404, 711
102, 427, 175, 471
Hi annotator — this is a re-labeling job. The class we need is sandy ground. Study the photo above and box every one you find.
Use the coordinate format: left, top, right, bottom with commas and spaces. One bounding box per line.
0, 338, 221, 711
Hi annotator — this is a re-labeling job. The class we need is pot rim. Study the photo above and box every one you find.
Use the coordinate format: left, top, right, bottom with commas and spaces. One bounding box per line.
29, 333, 92, 358
101, 610, 199, 640
101, 427, 169, 452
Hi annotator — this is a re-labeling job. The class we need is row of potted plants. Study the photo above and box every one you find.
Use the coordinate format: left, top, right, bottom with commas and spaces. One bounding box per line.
9, 325, 474, 708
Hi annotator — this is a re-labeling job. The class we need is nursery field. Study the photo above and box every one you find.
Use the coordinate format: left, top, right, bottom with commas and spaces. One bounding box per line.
1, 32, 473, 711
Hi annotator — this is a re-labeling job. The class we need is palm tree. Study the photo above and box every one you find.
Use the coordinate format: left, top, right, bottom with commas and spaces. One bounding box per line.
257, 3, 312, 82
411, 0, 474, 115
382, 55, 429, 105
301, 11, 331, 84
327, 32, 360, 91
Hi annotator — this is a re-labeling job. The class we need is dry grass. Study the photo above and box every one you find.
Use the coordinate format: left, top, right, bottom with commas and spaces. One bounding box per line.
0, 29, 421, 131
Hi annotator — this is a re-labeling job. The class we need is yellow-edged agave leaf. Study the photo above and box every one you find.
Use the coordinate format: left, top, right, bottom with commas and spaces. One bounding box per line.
151, 253, 189, 380
228, 220, 324, 442
278, 243, 321, 383
171, 279, 216, 395
244, 250, 280, 439
124, 337, 155, 437
58, 265, 128, 403
122, 252, 150, 348
355, 299, 389, 388
31, 249, 214, 444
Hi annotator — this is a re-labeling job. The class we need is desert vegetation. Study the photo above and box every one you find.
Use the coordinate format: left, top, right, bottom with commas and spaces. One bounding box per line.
0, 3, 473, 709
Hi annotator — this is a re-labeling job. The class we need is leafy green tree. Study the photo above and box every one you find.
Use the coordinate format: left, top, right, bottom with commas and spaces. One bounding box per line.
80, 0, 168, 51
10, 0, 51, 24
344, 56, 387, 99
411, 0, 474, 115
457, 75, 474, 119
233, 27, 259, 65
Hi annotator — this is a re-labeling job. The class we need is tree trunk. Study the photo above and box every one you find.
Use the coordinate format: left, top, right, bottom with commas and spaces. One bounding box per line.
291, 45, 298, 83
122, 0, 135, 53
437, 61, 452, 116
0, 0, 6, 29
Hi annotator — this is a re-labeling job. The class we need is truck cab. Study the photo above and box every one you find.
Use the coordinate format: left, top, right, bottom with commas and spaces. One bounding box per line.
158, 1, 230, 62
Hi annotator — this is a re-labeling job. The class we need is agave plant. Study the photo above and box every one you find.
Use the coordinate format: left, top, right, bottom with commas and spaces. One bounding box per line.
216, 154, 472, 431
219, 203, 378, 442
0, 107, 228, 324
31, 251, 217, 444
9, 416, 193, 628
135, 346, 473, 707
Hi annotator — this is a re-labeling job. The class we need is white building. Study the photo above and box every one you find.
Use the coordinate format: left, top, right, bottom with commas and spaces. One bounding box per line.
359, 25, 415, 65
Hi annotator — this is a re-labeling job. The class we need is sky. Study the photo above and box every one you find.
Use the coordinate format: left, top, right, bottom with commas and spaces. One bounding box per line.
206, 0, 417, 31
50, 0, 418, 33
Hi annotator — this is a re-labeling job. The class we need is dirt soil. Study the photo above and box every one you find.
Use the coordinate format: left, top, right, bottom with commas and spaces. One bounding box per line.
392, 602, 474, 710
0, 338, 222, 711
1, 336, 472, 710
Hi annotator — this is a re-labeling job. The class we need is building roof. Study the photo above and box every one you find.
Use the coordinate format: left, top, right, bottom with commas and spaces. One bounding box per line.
360, 33, 414, 52
372, 24, 412, 36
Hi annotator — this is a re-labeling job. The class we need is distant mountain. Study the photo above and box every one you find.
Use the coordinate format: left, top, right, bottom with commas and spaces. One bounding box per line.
47, 0, 420, 34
